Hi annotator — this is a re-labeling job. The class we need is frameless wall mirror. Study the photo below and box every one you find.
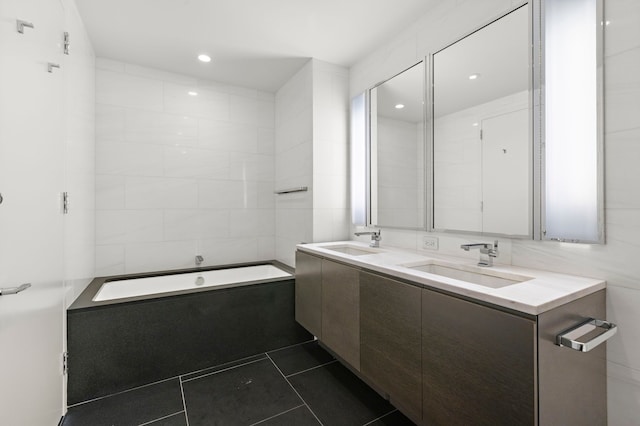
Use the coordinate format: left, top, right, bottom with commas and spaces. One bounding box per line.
430, 4, 531, 237
369, 61, 426, 230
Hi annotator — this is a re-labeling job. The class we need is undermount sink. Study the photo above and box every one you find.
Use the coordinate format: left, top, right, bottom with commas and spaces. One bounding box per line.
323, 244, 382, 256
402, 261, 531, 289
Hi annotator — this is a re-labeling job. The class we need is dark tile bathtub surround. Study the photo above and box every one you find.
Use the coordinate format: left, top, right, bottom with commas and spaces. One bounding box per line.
62, 341, 416, 426
67, 261, 311, 405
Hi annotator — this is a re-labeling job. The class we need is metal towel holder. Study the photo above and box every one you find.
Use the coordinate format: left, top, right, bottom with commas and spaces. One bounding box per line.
274, 186, 308, 195
0, 283, 31, 296
556, 318, 617, 352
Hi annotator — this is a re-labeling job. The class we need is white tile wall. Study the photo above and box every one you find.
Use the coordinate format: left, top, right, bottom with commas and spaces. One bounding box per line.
375, 117, 424, 229
95, 59, 275, 274
275, 61, 314, 266
274, 59, 350, 267
350, 0, 640, 421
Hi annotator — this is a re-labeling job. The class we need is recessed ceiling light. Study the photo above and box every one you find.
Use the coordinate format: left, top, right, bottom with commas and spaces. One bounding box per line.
188, 91, 198, 96
472, 122, 479, 127
395, 104, 405, 109
469, 74, 480, 80
198, 54, 211, 63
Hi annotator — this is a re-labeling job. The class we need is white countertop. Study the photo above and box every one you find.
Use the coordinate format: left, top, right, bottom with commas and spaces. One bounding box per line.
297, 241, 606, 315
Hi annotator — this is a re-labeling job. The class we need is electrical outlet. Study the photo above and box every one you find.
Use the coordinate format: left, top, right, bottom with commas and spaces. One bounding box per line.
422, 236, 439, 250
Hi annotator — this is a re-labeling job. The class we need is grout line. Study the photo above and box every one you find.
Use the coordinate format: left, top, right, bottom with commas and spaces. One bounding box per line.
285, 360, 338, 378
182, 357, 268, 383
179, 377, 190, 426
68, 340, 316, 409
181, 353, 267, 380
361, 409, 399, 426
67, 376, 178, 408
248, 404, 305, 426
266, 353, 325, 426
137, 411, 184, 426
265, 338, 317, 355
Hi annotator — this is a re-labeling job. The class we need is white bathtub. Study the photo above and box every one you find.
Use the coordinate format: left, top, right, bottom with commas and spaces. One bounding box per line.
93, 264, 292, 302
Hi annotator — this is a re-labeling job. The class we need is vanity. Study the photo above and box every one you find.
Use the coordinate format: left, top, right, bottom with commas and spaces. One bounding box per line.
295, 242, 613, 426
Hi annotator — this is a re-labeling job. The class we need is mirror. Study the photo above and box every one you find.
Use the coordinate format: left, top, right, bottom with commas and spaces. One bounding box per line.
431, 5, 531, 237
369, 62, 426, 230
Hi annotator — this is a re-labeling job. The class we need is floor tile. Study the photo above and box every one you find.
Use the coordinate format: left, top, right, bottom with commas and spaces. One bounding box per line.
366, 410, 417, 426
268, 341, 335, 376
182, 358, 302, 425
288, 362, 395, 426
62, 379, 184, 426
142, 411, 188, 426
253, 405, 321, 425
181, 353, 267, 381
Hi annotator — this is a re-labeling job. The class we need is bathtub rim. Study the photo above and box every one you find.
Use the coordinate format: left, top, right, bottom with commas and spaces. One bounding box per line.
69, 260, 295, 311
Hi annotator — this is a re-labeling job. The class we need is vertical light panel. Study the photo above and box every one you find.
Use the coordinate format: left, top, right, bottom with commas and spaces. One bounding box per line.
351, 93, 367, 225
544, 0, 602, 242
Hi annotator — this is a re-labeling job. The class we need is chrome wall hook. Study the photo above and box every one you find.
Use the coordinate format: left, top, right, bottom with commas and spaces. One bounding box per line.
48, 63, 61, 73
16, 20, 34, 34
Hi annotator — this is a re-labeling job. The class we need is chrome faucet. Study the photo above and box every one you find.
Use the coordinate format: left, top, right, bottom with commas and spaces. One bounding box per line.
354, 230, 381, 248
460, 240, 499, 267
195, 255, 204, 266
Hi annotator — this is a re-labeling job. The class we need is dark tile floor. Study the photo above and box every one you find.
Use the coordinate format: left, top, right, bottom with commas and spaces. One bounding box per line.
62, 340, 417, 426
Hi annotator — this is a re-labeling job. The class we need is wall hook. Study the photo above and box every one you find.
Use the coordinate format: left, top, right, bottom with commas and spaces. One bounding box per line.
48, 63, 60, 73
63, 32, 70, 55
16, 20, 34, 34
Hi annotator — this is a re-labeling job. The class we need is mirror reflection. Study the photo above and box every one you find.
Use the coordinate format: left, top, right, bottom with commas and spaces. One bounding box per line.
432, 5, 530, 236
370, 62, 426, 230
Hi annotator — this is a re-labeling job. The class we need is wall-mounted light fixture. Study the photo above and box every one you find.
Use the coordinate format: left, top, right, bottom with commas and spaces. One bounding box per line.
351, 93, 367, 225
541, 0, 603, 243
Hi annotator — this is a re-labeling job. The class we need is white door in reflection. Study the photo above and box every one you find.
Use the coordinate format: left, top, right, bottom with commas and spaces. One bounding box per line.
0, 0, 66, 424
481, 109, 530, 235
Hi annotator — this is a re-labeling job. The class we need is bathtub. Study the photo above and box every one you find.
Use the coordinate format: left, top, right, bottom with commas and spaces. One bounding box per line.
67, 261, 311, 405
93, 264, 292, 302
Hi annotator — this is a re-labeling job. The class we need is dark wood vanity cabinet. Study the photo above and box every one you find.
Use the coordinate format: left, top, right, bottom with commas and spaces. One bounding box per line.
294, 250, 607, 426
295, 251, 322, 338
321, 259, 360, 369
422, 288, 536, 426
295, 252, 361, 368
360, 271, 423, 422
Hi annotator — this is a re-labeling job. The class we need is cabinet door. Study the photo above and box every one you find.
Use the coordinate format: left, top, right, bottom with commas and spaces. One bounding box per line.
295, 251, 322, 337
422, 289, 536, 426
360, 271, 422, 422
321, 259, 360, 370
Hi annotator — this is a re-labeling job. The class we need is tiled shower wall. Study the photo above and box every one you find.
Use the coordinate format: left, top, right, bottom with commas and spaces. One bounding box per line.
350, 0, 640, 422
95, 58, 276, 275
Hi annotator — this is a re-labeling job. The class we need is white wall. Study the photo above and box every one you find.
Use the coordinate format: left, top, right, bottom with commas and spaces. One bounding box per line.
63, 0, 96, 307
94, 59, 276, 275
275, 61, 313, 266
350, 0, 640, 422
275, 59, 349, 267
375, 117, 424, 228
311, 60, 350, 245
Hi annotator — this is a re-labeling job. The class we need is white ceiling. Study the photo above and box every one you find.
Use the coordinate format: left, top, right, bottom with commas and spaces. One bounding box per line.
75, 0, 441, 92
434, 5, 529, 117
376, 62, 424, 123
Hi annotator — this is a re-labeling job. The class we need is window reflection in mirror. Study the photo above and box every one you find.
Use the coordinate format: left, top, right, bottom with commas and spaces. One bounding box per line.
431, 5, 530, 237
370, 61, 426, 230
